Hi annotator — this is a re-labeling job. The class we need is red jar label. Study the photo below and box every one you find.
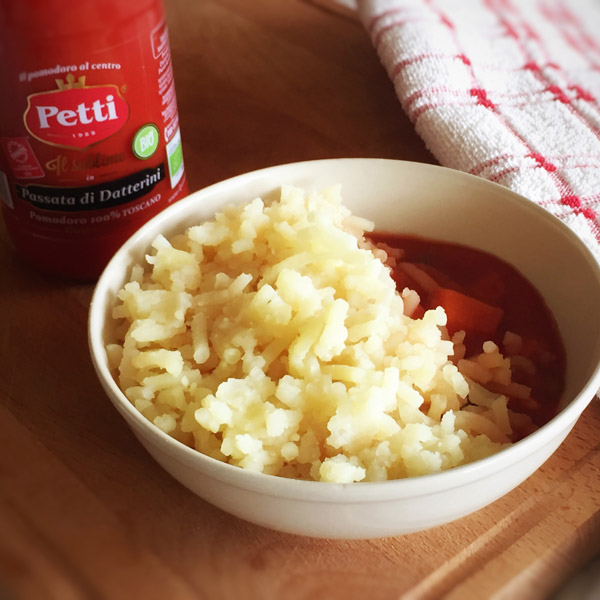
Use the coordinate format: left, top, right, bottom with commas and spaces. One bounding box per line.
0, 1, 188, 279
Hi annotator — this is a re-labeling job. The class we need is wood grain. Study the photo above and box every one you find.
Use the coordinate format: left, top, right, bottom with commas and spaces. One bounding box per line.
1, 1, 598, 599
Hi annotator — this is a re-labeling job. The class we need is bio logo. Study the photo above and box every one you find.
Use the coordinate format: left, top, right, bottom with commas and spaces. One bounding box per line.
132, 124, 160, 159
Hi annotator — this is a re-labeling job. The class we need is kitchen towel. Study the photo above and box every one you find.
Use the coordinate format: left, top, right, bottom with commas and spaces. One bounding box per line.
316, 0, 600, 261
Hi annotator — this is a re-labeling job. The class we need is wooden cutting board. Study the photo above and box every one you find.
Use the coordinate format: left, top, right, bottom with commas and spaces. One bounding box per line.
0, 286, 598, 600
0, 1, 598, 598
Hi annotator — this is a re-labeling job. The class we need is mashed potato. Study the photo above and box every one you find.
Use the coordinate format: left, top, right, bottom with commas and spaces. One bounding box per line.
107, 185, 512, 482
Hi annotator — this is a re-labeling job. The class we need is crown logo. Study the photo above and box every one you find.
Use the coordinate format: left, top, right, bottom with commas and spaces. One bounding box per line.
55, 73, 87, 90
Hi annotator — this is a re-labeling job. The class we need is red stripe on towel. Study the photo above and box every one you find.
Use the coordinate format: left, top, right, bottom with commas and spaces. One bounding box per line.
488, 0, 600, 135
367, 0, 600, 246
482, 0, 600, 239
471, 154, 600, 177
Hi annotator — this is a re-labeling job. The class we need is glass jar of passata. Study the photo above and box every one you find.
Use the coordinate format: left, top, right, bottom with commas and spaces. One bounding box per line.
0, 0, 188, 281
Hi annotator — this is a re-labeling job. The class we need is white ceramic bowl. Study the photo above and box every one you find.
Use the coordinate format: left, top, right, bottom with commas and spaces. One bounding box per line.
88, 158, 600, 539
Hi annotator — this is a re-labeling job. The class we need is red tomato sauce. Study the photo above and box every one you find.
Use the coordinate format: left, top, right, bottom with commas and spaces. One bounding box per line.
368, 233, 566, 429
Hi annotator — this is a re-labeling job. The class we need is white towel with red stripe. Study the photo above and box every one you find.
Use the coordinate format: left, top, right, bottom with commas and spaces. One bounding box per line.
346, 0, 600, 261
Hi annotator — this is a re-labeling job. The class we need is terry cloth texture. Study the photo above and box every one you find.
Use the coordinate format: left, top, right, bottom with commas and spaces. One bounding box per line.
347, 0, 600, 260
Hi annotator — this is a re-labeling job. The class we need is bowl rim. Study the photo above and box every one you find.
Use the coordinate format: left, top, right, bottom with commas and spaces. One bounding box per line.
88, 157, 600, 502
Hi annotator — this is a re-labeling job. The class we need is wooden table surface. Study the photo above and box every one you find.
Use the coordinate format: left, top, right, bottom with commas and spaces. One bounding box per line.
1, 1, 599, 598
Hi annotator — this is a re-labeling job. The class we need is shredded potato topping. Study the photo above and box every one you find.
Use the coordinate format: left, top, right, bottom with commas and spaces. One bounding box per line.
107, 185, 520, 482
